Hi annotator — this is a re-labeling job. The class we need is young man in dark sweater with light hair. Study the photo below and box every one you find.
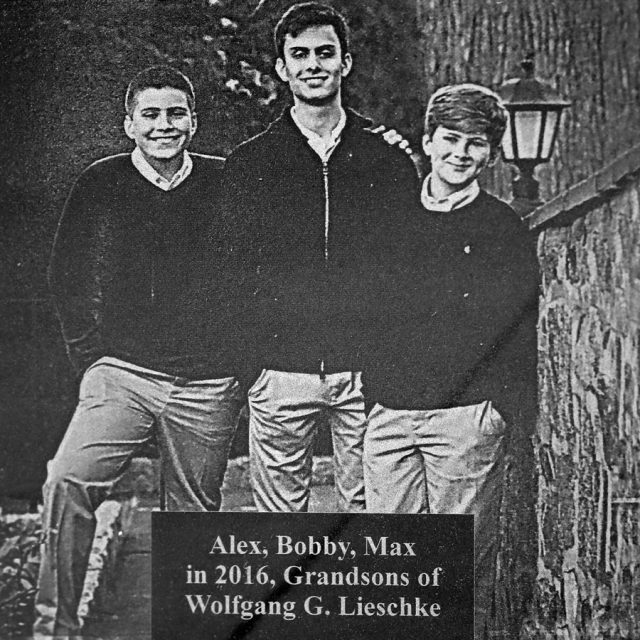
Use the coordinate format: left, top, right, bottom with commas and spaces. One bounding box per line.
363, 84, 540, 639
35, 66, 243, 638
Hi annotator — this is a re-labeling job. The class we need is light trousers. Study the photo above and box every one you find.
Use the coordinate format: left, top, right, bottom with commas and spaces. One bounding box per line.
248, 369, 366, 512
34, 357, 242, 637
364, 401, 506, 640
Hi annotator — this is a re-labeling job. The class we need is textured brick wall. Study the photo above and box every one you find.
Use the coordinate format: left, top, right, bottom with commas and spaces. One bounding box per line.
524, 173, 640, 637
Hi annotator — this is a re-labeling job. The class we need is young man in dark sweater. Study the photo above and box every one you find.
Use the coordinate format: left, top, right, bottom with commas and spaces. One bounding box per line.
223, 3, 419, 513
34, 67, 243, 638
362, 84, 540, 639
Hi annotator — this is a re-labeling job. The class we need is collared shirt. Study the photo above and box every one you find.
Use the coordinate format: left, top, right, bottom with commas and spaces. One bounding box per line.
131, 147, 193, 191
290, 106, 347, 162
420, 174, 480, 212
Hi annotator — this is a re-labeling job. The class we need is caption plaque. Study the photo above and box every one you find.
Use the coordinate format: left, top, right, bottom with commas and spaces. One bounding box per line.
152, 512, 473, 639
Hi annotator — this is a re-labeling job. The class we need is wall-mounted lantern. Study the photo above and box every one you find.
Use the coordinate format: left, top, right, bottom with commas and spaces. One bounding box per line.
497, 54, 570, 217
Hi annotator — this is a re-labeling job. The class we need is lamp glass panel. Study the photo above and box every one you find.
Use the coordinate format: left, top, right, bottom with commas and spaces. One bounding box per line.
501, 114, 515, 160
514, 110, 543, 159
540, 110, 559, 159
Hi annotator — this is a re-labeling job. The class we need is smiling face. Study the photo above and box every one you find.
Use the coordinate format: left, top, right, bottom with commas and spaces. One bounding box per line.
275, 25, 352, 107
423, 126, 492, 198
124, 87, 196, 174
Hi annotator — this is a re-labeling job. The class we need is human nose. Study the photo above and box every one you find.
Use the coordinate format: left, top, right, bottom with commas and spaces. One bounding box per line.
155, 111, 172, 129
452, 139, 470, 157
305, 53, 322, 70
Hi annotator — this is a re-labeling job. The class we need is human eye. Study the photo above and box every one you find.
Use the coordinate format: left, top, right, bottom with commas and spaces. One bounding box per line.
317, 47, 336, 58
289, 48, 307, 59
140, 110, 158, 119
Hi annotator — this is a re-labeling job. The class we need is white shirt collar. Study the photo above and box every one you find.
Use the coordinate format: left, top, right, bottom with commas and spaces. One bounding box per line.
131, 147, 193, 191
421, 174, 480, 212
290, 106, 347, 162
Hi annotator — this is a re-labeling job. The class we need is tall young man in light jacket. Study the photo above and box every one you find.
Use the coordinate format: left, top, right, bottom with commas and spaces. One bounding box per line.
223, 2, 419, 512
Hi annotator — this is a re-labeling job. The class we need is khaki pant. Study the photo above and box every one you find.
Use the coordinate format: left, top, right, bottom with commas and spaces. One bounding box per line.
34, 357, 242, 637
364, 401, 506, 640
248, 369, 366, 512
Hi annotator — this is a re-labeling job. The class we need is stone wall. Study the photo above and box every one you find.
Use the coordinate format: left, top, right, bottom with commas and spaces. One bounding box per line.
523, 151, 640, 637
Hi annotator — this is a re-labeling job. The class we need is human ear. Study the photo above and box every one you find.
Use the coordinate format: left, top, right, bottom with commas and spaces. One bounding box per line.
275, 58, 288, 83
422, 133, 432, 157
124, 114, 135, 140
341, 52, 353, 77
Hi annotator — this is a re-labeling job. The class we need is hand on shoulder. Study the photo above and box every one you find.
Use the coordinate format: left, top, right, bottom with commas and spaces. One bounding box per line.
370, 124, 414, 156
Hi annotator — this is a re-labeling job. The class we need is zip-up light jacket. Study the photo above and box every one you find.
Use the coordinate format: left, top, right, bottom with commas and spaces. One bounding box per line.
223, 108, 420, 376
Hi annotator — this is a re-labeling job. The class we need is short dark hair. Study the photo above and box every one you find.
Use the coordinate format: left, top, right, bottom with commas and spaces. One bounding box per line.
124, 66, 195, 116
274, 2, 350, 61
424, 84, 507, 154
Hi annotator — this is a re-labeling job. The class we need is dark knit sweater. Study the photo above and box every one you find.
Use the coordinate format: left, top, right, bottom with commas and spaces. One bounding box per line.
49, 152, 240, 379
363, 190, 539, 426
223, 108, 420, 374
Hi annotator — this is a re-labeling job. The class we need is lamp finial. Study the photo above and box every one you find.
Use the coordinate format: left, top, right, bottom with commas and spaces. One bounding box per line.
520, 53, 535, 78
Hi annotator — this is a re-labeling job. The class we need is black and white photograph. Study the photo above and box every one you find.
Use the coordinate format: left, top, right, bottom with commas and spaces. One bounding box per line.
1, 1, 639, 639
